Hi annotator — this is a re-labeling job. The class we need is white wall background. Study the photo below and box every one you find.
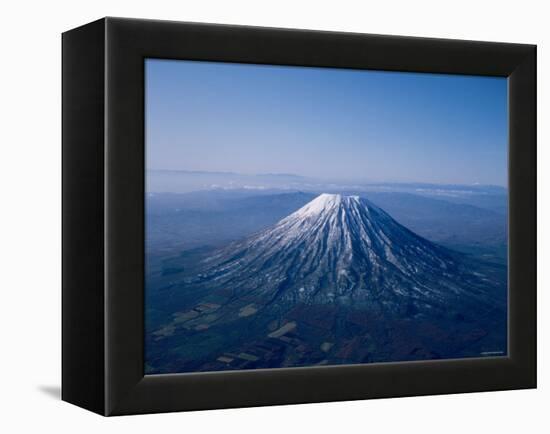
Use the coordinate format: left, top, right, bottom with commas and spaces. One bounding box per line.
0, 0, 546, 432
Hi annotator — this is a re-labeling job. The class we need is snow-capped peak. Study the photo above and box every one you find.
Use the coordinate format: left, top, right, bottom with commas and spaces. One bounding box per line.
291, 193, 364, 218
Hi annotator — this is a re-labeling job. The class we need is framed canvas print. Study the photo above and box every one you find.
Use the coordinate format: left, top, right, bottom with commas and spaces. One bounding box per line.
62, 17, 536, 416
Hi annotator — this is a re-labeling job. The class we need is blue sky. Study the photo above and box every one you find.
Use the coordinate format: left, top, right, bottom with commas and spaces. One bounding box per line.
146, 59, 508, 186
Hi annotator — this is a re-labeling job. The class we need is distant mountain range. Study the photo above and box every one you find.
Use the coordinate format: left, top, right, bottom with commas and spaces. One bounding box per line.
147, 169, 506, 198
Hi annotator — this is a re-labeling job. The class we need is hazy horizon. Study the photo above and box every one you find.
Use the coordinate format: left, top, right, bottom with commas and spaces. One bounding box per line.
146, 59, 508, 186
146, 168, 507, 188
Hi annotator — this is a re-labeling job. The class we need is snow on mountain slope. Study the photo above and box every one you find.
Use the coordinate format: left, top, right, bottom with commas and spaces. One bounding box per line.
190, 194, 497, 311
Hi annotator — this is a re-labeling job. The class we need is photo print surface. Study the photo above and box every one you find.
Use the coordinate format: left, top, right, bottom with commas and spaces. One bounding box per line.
145, 59, 508, 375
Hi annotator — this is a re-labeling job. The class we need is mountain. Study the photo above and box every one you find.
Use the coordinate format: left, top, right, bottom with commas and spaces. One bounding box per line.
146, 194, 507, 374
186, 194, 499, 311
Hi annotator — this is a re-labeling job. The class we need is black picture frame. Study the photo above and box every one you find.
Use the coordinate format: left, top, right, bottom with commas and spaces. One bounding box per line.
62, 17, 536, 416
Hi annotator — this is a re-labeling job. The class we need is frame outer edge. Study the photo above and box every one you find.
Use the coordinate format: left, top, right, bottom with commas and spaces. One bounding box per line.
508, 46, 537, 387
101, 17, 537, 415
62, 18, 107, 415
